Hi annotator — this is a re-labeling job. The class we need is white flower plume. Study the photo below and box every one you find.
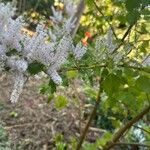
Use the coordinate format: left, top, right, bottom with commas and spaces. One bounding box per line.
0, 2, 87, 102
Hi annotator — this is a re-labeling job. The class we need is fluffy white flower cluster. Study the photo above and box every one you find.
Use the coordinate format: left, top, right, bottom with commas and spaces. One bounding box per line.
73, 42, 87, 60
94, 29, 118, 62
0, 2, 87, 103
102, 29, 117, 53
96, 28, 135, 62
94, 29, 133, 64
10, 73, 26, 103
95, 29, 150, 67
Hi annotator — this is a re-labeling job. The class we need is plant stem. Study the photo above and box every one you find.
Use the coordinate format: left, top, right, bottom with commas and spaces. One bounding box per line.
93, 0, 118, 40
112, 24, 134, 54
61, 63, 150, 74
102, 105, 150, 150
133, 125, 150, 135
71, 0, 85, 37
62, 64, 106, 72
76, 78, 103, 150
114, 142, 150, 148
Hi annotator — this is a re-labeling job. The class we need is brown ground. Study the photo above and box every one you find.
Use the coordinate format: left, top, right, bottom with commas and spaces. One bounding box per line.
0, 73, 103, 150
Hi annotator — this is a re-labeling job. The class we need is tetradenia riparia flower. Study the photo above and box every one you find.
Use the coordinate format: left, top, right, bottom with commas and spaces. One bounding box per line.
0, 2, 87, 103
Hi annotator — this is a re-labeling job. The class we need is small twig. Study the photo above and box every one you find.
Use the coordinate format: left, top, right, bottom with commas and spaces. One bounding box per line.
112, 24, 134, 54
71, 0, 85, 37
4, 123, 32, 130
61, 64, 106, 72
76, 78, 103, 150
142, 54, 150, 63
4, 121, 50, 130
61, 63, 150, 74
88, 126, 106, 133
93, 0, 118, 40
114, 142, 150, 147
133, 125, 150, 135
119, 64, 150, 74
121, 24, 134, 42
102, 105, 150, 150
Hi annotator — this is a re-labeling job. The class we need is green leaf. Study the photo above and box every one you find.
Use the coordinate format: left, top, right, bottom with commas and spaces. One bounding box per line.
54, 133, 63, 143
49, 79, 56, 94
101, 68, 109, 77
140, 41, 149, 53
85, 0, 94, 7
9, 111, 18, 118
6, 49, 18, 56
118, 91, 135, 102
61, 74, 69, 87
82, 142, 96, 150
55, 95, 68, 109
39, 85, 50, 94
125, 0, 141, 12
103, 73, 125, 96
136, 76, 150, 93
39, 79, 56, 95
56, 142, 66, 150
84, 86, 97, 99
66, 70, 78, 79
109, 117, 121, 128
126, 10, 140, 24
27, 61, 45, 75
47, 94, 54, 103
96, 132, 113, 147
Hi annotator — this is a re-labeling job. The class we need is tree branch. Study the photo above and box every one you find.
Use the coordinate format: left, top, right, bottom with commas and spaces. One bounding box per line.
61, 63, 150, 74
76, 78, 103, 150
102, 105, 150, 150
112, 24, 134, 54
71, 0, 85, 37
93, 0, 118, 40
62, 64, 106, 72
119, 64, 150, 74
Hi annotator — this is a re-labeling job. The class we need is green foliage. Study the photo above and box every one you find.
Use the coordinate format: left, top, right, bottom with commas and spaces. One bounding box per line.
55, 95, 68, 109
53, 133, 67, 150
82, 142, 97, 150
39, 79, 56, 95
125, 0, 149, 24
9, 111, 18, 118
85, 0, 94, 7
27, 61, 45, 75
0, 123, 11, 150
96, 132, 113, 148
49, 79, 57, 94
66, 70, 78, 79
136, 75, 150, 93
103, 72, 126, 96
56, 142, 66, 150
